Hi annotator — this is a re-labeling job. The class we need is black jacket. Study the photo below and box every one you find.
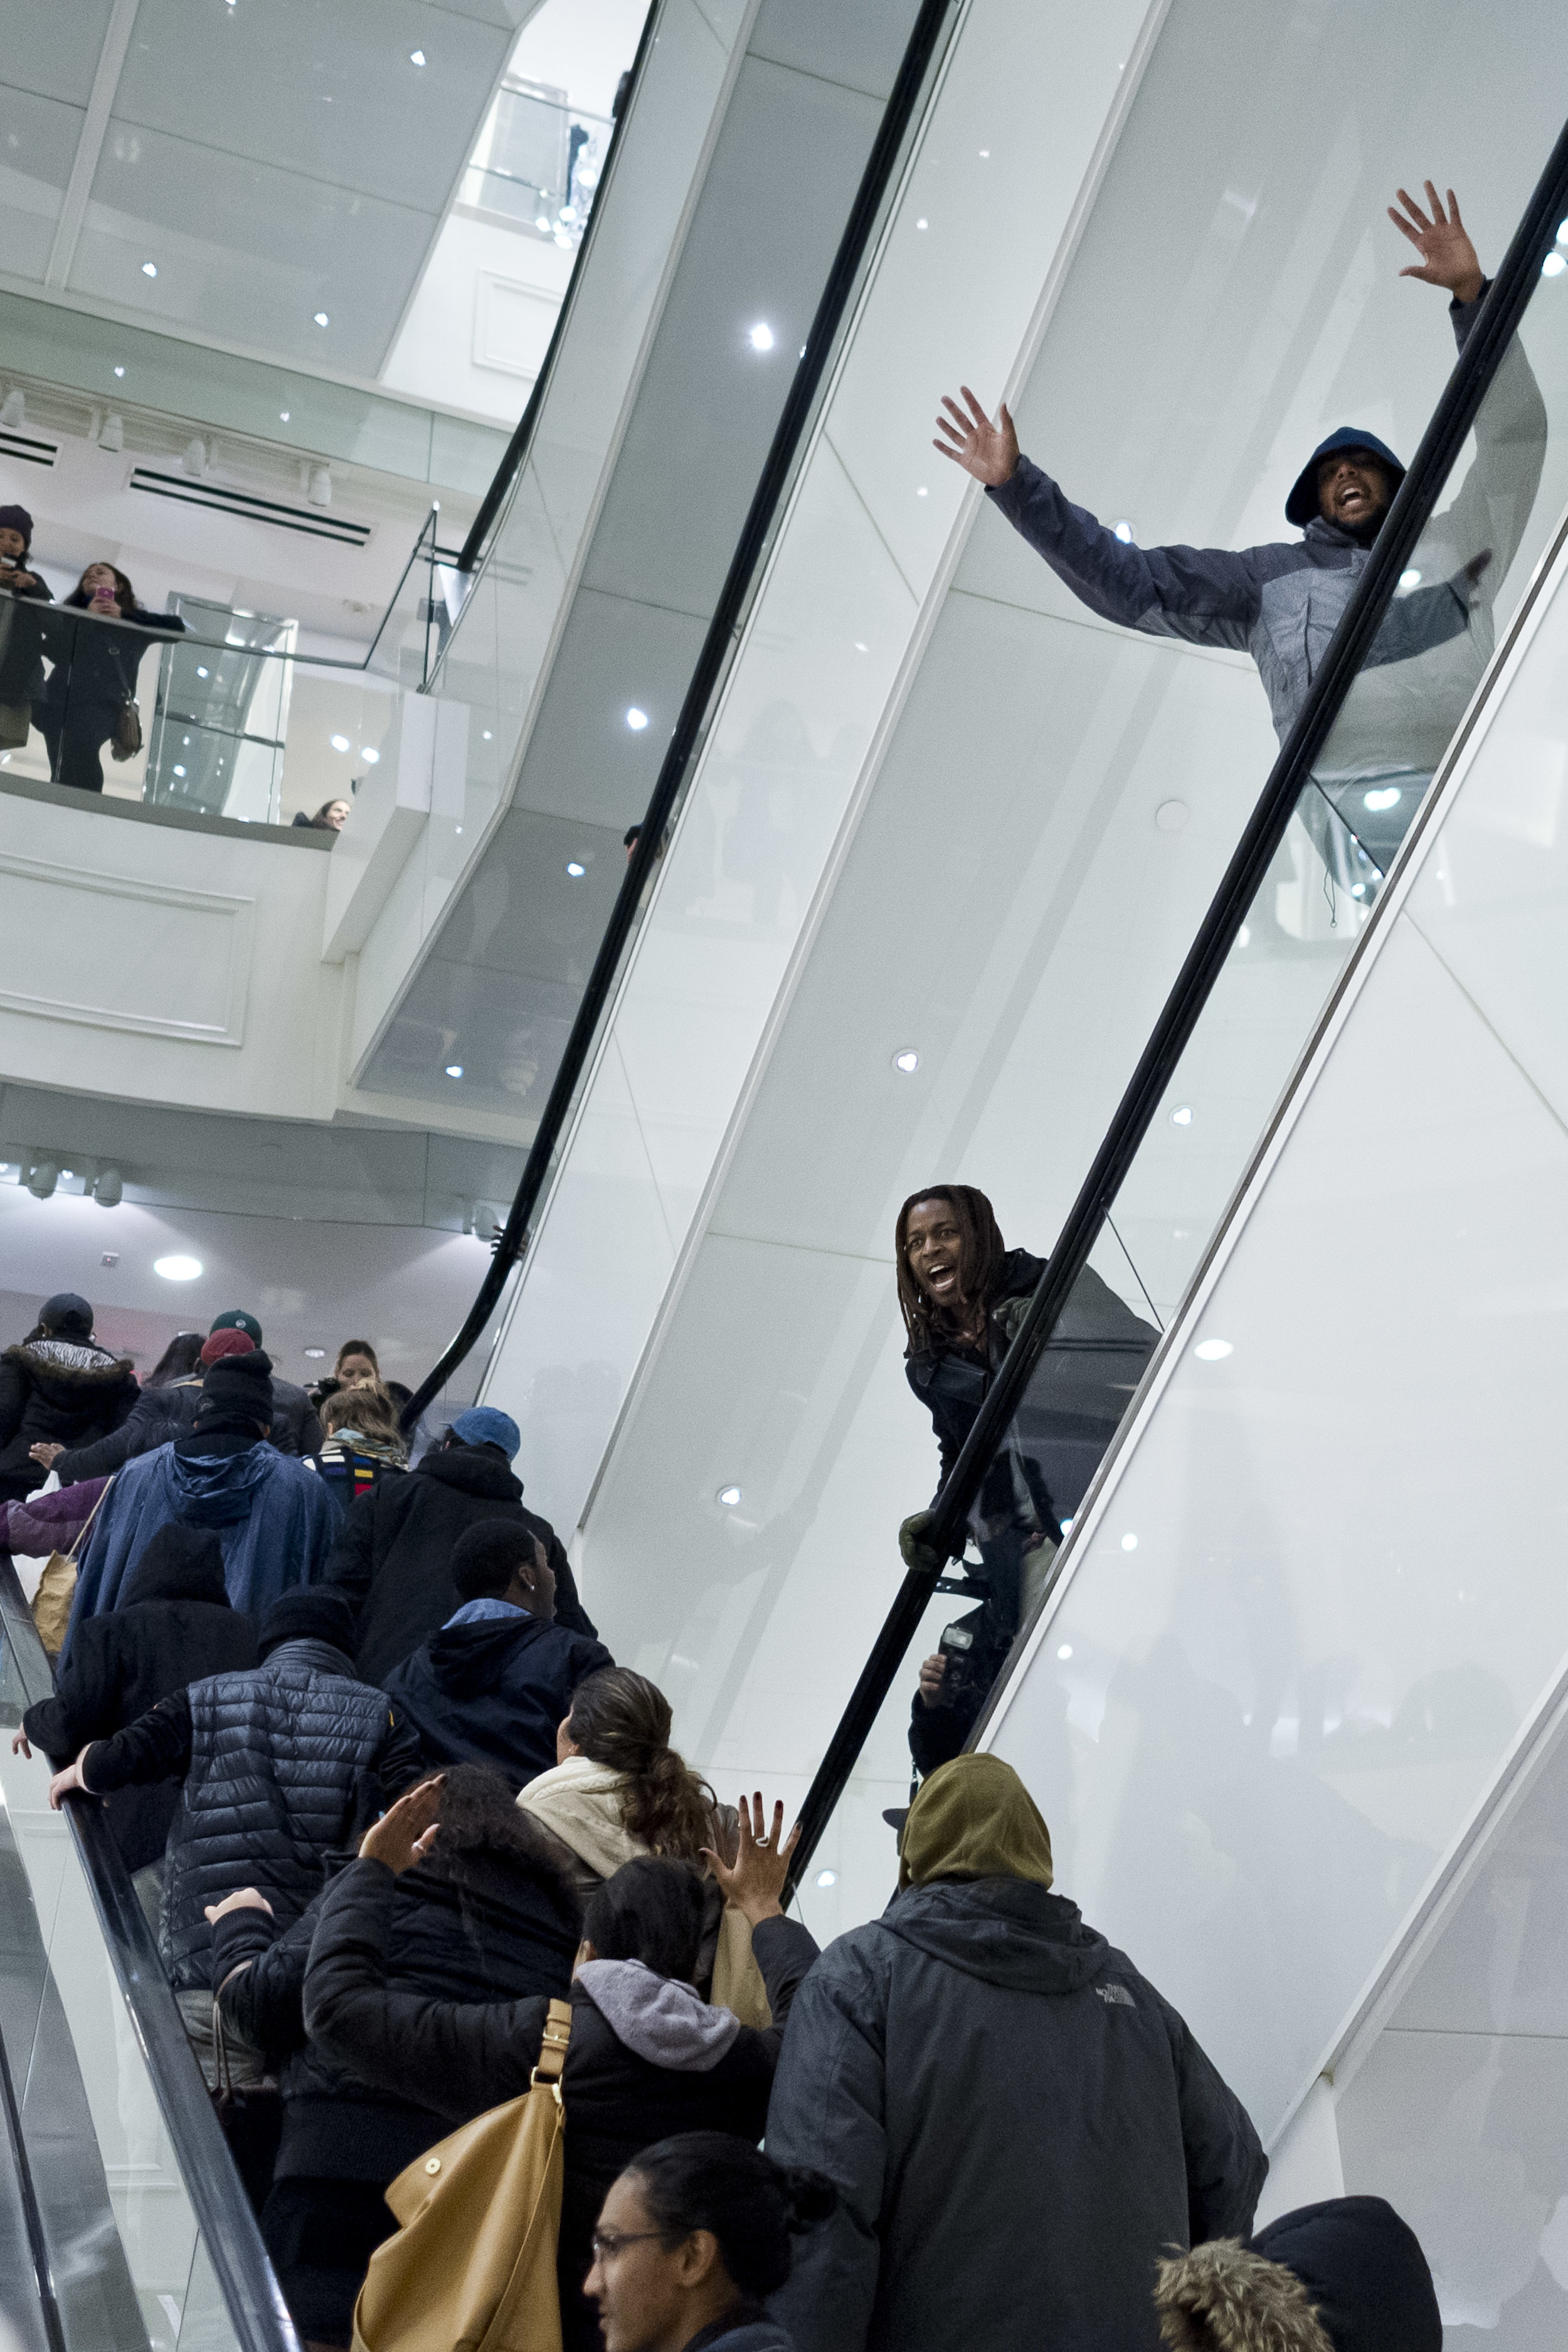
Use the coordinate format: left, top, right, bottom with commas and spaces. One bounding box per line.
304, 1859, 818, 2351
0, 1334, 139, 1489
383, 1610, 615, 1789
83, 1639, 421, 1989
21, 1534, 257, 1871
765, 1879, 1266, 2352
46, 1373, 320, 1487
323, 1444, 594, 1683
37, 599, 186, 707
212, 1832, 581, 2183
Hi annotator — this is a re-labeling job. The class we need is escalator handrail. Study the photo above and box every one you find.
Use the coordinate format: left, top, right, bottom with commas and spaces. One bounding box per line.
783, 111, 1568, 1888
452, 0, 661, 578
401, 0, 965, 1430
0, 1560, 300, 2352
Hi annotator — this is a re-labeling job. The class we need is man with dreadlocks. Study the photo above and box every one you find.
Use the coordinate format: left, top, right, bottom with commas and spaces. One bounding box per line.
894, 1185, 1159, 1770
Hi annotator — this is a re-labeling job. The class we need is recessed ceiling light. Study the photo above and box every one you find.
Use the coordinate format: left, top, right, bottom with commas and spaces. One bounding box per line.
1113, 519, 1135, 544
330, 733, 350, 751
482, 730, 492, 741
1170, 1104, 1194, 1125
1543, 253, 1566, 279
916, 486, 928, 498
979, 149, 990, 158
625, 706, 649, 731
916, 218, 928, 230
172, 764, 186, 777
314, 311, 329, 327
566, 860, 586, 877
1364, 785, 1401, 811
893, 1049, 919, 1074
1398, 568, 1421, 591
717, 1485, 741, 1507
361, 747, 380, 764
114, 365, 126, 377
303, 1346, 327, 1358
748, 322, 775, 351
141, 261, 158, 278
854, 641, 867, 652
409, 48, 426, 65
196, 666, 209, 678
154, 1255, 203, 1280
1237, 924, 1251, 947
280, 410, 290, 422
445, 1064, 464, 1078
815, 1870, 836, 1888
1120, 1533, 1138, 1552
1194, 1338, 1233, 1361
1057, 1642, 1073, 1660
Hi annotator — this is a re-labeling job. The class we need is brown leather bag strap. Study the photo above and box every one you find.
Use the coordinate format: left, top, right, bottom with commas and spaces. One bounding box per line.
529, 1998, 572, 2089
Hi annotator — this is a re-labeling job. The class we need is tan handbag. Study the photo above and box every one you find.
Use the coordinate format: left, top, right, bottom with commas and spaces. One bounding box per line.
352, 1998, 573, 2352
110, 697, 142, 762
31, 1477, 114, 1657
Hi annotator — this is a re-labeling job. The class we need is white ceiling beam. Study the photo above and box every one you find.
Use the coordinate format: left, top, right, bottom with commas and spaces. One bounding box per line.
45, 0, 143, 290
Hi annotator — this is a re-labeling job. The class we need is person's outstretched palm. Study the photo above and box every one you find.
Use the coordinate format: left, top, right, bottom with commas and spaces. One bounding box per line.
934, 386, 1019, 487
1389, 183, 1484, 306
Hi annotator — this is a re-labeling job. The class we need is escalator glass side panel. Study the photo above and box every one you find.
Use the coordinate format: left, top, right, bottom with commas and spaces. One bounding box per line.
0, 1566, 263, 2352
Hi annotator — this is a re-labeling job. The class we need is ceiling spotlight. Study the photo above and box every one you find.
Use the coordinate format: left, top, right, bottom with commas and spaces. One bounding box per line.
445, 1064, 464, 1078
893, 1050, 919, 1074
1170, 1104, 1194, 1126
93, 1167, 123, 1208
314, 311, 330, 327
1, 388, 24, 428
330, 733, 350, 751
1194, 1338, 1233, 1361
566, 860, 586, 877
361, 747, 380, 764
748, 322, 775, 351
154, 1255, 203, 1280
815, 1870, 837, 1888
1120, 1533, 1138, 1553
625, 706, 649, 731
26, 1159, 58, 1199
1057, 1643, 1073, 1660
409, 48, 426, 65
303, 1346, 327, 1359
141, 260, 158, 277
717, 1485, 741, 1507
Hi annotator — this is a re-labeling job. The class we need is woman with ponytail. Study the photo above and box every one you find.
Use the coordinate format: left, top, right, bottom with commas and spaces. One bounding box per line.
586, 2131, 835, 2352
519, 1668, 768, 2024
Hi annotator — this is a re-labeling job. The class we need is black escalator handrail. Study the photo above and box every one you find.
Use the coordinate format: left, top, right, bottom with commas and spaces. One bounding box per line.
453, 0, 660, 577
784, 114, 1568, 1888
403, 0, 963, 1432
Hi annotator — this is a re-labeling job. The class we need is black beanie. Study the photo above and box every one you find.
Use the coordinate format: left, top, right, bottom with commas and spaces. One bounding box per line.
258, 1587, 357, 1659
0, 504, 34, 551
197, 1348, 273, 1427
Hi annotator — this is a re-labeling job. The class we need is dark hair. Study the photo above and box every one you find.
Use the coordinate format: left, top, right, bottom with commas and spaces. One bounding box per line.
420, 1763, 581, 1953
628, 2132, 836, 2300
147, 1332, 203, 1387
336, 1339, 379, 1372
566, 1669, 718, 1858
68, 563, 139, 612
450, 1518, 534, 1602
893, 1184, 1007, 1359
584, 1857, 704, 1981
312, 799, 350, 825
321, 1380, 405, 1450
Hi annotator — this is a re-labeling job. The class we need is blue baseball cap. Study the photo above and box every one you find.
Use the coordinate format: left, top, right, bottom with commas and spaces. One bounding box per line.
451, 1405, 521, 1459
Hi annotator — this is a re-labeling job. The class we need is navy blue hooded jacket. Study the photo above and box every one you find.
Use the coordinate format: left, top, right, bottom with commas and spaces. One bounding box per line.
382, 1607, 614, 1789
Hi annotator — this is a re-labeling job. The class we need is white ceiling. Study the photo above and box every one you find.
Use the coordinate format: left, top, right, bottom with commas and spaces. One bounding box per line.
485, 0, 1568, 1945
0, 0, 532, 376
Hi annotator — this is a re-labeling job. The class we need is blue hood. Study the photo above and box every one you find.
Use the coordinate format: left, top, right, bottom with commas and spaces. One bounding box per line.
168, 1441, 277, 1526
1285, 427, 1406, 527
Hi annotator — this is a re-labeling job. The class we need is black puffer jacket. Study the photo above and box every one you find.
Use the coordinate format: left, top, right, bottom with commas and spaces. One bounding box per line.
765, 1878, 1266, 2352
82, 1638, 421, 1989
303, 1860, 818, 2352
21, 1526, 257, 1871
55, 1373, 322, 1484
0, 1334, 139, 1496
212, 1828, 582, 2183
324, 1443, 594, 1683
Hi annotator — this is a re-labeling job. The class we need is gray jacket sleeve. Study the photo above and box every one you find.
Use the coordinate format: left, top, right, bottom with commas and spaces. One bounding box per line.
987, 457, 1263, 651
1426, 285, 1547, 593
763, 1946, 887, 2352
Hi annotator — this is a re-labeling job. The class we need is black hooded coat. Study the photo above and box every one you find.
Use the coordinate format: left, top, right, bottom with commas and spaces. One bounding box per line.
765, 1878, 1266, 2352
0, 1333, 139, 1499
382, 1611, 615, 1789
21, 1525, 257, 1870
322, 1442, 595, 1683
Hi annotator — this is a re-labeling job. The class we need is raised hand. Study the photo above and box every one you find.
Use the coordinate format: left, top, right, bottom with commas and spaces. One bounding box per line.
1389, 183, 1483, 306
701, 1793, 801, 1925
934, 386, 1019, 487
359, 1775, 444, 1874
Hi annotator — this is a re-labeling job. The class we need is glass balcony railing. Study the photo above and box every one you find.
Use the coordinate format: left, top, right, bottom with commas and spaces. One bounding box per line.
462, 77, 613, 250
0, 509, 461, 829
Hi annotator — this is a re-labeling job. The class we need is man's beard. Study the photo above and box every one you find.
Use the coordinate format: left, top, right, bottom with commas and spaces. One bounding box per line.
1343, 506, 1385, 548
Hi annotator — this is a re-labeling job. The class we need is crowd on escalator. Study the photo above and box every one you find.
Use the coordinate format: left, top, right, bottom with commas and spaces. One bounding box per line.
0, 1276, 1446, 2352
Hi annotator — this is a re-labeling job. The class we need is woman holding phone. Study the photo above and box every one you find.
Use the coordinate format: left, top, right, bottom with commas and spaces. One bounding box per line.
34, 561, 185, 792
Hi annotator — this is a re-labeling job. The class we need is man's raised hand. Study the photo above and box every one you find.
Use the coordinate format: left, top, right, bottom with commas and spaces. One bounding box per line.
934, 386, 1019, 487
1389, 183, 1484, 306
